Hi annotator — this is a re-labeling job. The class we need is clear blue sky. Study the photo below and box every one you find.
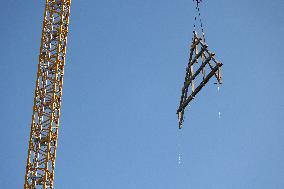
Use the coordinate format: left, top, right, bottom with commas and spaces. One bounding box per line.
1, 0, 284, 188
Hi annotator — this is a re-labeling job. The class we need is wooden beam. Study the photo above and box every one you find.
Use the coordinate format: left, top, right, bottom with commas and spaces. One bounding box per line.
177, 63, 223, 113
182, 53, 214, 92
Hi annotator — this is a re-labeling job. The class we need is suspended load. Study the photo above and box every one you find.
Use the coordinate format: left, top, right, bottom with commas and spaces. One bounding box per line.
177, 0, 223, 129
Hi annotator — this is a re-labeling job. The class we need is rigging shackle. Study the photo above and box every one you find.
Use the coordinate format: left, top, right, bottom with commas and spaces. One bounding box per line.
194, 0, 203, 5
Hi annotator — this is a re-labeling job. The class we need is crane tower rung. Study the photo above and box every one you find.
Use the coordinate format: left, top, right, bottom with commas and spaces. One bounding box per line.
24, 0, 71, 188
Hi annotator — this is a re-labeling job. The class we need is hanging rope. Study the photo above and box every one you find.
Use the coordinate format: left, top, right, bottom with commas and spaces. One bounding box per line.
193, 0, 206, 42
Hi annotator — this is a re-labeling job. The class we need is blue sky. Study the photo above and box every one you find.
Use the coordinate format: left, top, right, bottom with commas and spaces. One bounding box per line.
1, 0, 284, 188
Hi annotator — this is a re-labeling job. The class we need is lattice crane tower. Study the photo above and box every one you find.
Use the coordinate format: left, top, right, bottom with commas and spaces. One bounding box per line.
24, 0, 71, 188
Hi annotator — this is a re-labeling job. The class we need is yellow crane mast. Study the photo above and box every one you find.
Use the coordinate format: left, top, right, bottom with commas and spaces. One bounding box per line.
24, 0, 71, 188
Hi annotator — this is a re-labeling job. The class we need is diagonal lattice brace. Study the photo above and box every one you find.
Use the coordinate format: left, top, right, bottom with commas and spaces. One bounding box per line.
177, 32, 223, 129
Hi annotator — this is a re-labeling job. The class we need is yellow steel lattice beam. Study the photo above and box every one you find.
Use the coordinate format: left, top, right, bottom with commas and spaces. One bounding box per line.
24, 0, 71, 188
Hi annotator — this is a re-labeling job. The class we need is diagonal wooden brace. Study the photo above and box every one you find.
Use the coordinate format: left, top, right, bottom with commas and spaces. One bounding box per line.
177, 62, 223, 114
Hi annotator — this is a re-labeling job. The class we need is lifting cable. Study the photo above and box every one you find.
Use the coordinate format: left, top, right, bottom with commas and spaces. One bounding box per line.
193, 0, 206, 42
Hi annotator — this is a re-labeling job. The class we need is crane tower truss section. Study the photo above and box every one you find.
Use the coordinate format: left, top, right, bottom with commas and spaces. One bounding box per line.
24, 0, 71, 188
177, 32, 223, 129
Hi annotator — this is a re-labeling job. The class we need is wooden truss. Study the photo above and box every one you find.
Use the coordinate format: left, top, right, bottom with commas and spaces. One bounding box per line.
177, 32, 223, 129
